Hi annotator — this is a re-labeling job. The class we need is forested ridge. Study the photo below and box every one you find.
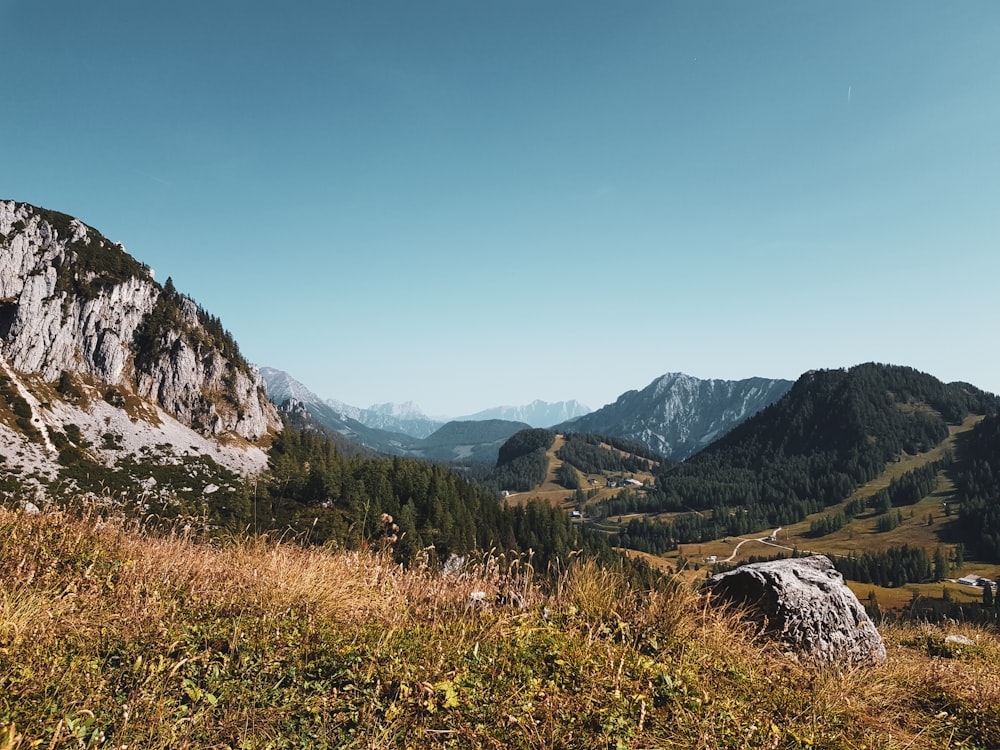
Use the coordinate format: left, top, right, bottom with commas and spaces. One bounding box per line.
556, 432, 664, 475
954, 414, 1000, 561
472, 428, 664, 496
482, 428, 556, 492
260, 425, 612, 570
657, 364, 995, 509
604, 364, 998, 553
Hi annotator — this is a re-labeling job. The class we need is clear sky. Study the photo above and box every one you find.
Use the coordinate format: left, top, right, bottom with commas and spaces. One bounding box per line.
2, 1, 998, 416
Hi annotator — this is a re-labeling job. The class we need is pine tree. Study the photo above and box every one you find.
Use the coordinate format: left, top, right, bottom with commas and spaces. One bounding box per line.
933, 547, 949, 581
865, 590, 882, 623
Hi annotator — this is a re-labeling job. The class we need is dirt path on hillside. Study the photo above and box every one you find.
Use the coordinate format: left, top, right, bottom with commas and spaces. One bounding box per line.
721, 528, 782, 563
0, 348, 56, 454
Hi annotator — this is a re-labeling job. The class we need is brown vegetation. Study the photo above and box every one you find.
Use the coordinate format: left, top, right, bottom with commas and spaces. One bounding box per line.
1, 506, 998, 748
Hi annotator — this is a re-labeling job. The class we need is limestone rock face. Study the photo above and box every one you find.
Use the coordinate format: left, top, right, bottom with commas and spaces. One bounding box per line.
706, 555, 886, 667
0, 200, 279, 441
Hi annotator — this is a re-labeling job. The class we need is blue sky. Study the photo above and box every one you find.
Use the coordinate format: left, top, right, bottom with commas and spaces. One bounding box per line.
2, 1, 998, 415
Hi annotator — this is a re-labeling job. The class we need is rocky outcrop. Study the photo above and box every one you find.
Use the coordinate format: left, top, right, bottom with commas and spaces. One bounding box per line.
706, 556, 886, 667
0, 200, 279, 441
0, 204, 156, 384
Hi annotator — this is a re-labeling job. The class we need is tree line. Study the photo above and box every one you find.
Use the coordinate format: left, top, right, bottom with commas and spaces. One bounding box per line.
601, 365, 997, 557
954, 414, 1000, 561
612, 497, 825, 554
258, 424, 611, 572
555, 433, 662, 475
809, 459, 947, 537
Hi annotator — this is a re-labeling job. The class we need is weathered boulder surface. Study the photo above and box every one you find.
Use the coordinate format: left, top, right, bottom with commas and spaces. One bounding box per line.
706, 555, 886, 667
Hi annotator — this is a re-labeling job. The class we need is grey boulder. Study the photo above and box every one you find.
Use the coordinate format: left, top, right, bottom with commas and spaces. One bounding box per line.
706, 555, 886, 667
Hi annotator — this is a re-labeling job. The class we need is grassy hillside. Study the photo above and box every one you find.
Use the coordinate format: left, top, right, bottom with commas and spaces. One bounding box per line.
497, 431, 659, 509
646, 364, 997, 521
663, 416, 981, 566
616, 416, 1000, 606
2, 507, 999, 749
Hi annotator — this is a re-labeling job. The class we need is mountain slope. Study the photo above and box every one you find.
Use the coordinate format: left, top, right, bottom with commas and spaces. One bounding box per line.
261, 367, 445, 439
1, 202, 276, 440
953, 413, 1000, 562
557, 372, 792, 460
0, 200, 280, 503
662, 364, 998, 509
603, 363, 1000, 553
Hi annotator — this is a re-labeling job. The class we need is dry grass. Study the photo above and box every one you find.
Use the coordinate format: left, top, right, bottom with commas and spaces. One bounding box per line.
1, 506, 999, 749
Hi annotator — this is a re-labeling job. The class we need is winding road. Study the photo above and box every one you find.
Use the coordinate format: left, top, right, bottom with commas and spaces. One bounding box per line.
721, 528, 785, 563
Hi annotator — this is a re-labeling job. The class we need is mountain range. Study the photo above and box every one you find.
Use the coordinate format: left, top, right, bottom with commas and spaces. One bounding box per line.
261, 366, 590, 437
5, 199, 999, 567
259, 367, 793, 464
260, 367, 590, 463
0, 198, 824, 486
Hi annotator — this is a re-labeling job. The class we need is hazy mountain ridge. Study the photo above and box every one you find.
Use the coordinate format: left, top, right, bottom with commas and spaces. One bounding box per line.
340, 401, 444, 439
261, 368, 443, 438
457, 399, 591, 427
261, 367, 532, 462
260, 367, 592, 461
558, 372, 793, 460
275, 398, 385, 458
407, 419, 531, 463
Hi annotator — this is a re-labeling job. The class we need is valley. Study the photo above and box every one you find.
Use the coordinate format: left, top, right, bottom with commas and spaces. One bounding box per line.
509, 412, 1000, 616
5, 4, 1000, 744
646, 415, 980, 566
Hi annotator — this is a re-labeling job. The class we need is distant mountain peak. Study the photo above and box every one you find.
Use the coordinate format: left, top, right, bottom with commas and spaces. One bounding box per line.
366, 401, 430, 420
260, 368, 446, 442
556, 372, 793, 460
259, 366, 323, 405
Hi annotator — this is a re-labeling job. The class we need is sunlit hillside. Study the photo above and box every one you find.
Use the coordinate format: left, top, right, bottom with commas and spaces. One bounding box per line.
2, 507, 998, 749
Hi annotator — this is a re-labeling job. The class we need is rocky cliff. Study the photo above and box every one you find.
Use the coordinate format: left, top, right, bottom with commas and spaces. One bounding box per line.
0, 200, 279, 441
0, 200, 281, 511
